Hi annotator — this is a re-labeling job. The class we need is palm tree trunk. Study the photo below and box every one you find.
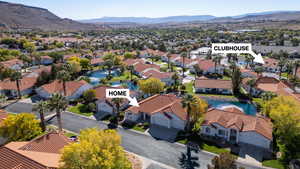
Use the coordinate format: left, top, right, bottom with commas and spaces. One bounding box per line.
182, 57, 185, 79
39, 111, 46, 132
16, 80, 21, 99
294, 66, 299, 79
168, 57, 170, 69
57, 109, 63, 132
63, 81, 67, 96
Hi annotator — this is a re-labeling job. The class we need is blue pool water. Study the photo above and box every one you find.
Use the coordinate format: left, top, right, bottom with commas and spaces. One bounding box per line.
204, 98, 257, 115
88, 70, 119, 85
111, 81, 139, 91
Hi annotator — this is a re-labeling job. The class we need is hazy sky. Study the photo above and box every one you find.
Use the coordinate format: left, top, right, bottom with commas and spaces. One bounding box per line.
3, 0, 300, 20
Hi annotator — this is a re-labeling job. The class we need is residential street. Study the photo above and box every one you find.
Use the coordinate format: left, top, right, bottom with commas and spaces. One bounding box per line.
5, 102, 268, 169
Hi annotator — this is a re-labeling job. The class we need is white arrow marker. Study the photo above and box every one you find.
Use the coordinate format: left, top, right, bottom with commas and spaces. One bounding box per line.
106, 89, 139, 107
212, 43, 265, 64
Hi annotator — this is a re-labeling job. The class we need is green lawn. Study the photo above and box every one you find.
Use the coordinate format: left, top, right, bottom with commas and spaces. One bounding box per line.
64, 132, 78, 138
202, 144, 230, 154
222, 76, 232, 80
68, 104, 94, 117
132, 126, 146, 132
110, 71, 138, 82
198, 93, 236, 99
176, 139, 230, 155
262, 160, 285, 169
184, 82, 194, 94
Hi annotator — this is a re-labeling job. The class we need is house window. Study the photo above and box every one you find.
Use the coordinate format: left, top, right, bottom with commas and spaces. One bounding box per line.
205, 127, 210, 134
218, 130, 225, 136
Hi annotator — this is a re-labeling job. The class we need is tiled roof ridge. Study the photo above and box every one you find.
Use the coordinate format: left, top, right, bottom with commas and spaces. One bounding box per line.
2, 146, 49, 169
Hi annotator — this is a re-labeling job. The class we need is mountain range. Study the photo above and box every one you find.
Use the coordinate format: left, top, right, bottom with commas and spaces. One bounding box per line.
0, 0, 300, 31
0, 1, 100, 31
80, 11, 300, 24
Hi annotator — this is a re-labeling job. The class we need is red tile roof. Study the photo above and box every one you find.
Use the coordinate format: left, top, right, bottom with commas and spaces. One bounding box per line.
263, 58, 278, 68
134, 62, 160, 73
203, 108, 273, 140
142, 69, 173, 79
123, 58, 144, 66
91, 58, 104, 65
126, 94, 187, 120
40, 80, 88, 97
197, 59, 215, 71
195, 79, 232, 89
0, 132, 72, 169
0, 77, 37, 91
0, 59, 23, 68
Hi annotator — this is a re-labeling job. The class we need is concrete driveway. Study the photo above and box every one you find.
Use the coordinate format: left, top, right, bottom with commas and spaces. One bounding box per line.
148, 125, 180, 142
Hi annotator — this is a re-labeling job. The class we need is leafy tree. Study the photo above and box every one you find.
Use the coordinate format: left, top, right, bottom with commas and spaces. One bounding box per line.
0, 113, 42, 142
181, 51, 187, 79
293, 60, 300, 79
83, 89, 96, 103
48, 93, 68, 132
23, 41, 36, 54
33, 101, 49, 132
124, 52, 135, 59
128, 65, 134, 81
59, 128, 132, 169
278, 57, 287, 79
112, 98, 124, 125
79, 58, 91, 71
172, 73, 180, 91
265, 96, 300, 162
138, 77, 165, 95
10, 71, 22, 99
207, 152, 239, 169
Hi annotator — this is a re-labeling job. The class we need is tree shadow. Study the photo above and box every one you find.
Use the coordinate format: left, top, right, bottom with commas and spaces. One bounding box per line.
179, 146, 200, 169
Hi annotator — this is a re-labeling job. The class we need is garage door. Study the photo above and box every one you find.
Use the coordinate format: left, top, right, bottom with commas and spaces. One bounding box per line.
152, 115, 170, 128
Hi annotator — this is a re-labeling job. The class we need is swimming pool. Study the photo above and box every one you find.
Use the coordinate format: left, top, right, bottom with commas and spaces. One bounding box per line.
88, 70, 119, 85
203, 98, 257, 116
111, 81, 139, 91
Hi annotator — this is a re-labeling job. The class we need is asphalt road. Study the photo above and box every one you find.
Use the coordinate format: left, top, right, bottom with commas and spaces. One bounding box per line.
5, 102, 267, 169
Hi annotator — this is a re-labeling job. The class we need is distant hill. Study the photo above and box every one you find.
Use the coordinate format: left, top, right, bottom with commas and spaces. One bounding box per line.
80, 11, 300, 24
80, 15, 216, 24
0, 1, 100, 31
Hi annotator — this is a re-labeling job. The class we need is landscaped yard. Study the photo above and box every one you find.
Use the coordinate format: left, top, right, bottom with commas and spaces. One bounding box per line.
176, 138, 230, 155
198, 93, 236, 99
68, 104, 94, 117
262, 160, 285, 169
184, 82, 194, 94
110, 71, 138, 82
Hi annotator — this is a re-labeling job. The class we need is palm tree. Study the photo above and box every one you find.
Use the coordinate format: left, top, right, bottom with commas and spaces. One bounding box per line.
293, 60, 300, 79
212, 55, 222, 74
245, 55, 254, 69
167, 52, 171, 70
231, 66, 243, 96
172, 73, 180, 92
33, 101, 49, 132
181, 51, 187, 80
0, 94, 7, 108
181, 94, 196, 134
246, 79, 256, 98
56, 70, 71, 96
278, 57, 287, 79
112, 98, 124, 124
104, 60, 113, 80
128, 65, 134, 81
10, 71, 22, 99
48, 93, 68, 132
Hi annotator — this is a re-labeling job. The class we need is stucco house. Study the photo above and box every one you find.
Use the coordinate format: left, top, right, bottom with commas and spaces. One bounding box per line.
192, 59, 224, 75
263, 58, 280, 73
141, 69, 174, 85
201, 107, 273, 149
194, 78, 232, 95
133, 62, 160, 77
94, 86, 138, 116
0, 77, 37, 98
0, 59, 24, 70
91, 57, 104, 66
124, 94, 187, 130
0, 131, 72, 169
36, 80, 93, 101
